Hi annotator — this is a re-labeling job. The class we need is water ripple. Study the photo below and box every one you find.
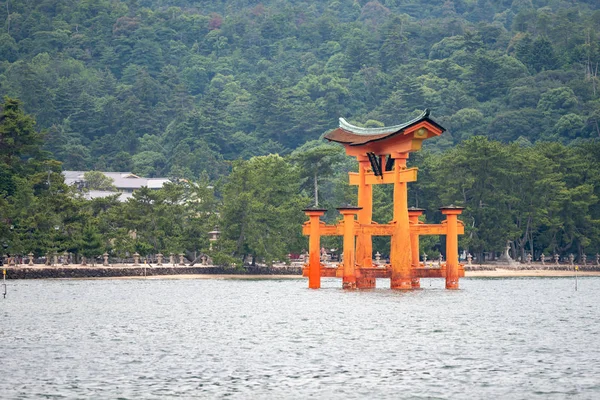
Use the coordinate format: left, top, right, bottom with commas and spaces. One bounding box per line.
1, 277, 599, 398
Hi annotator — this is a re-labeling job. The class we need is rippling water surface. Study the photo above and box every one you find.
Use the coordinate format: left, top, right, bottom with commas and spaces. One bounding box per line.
1, 276, 600, 399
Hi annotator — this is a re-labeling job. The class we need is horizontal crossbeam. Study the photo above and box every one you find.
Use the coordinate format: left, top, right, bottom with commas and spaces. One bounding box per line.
302, 221, 465, 236
348, 168, 417, 185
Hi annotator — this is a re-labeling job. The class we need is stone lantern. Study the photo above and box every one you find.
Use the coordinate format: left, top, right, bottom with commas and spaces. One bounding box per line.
28, 252, 34, 266
169, 253, 175, 266
103, 252, 109, 266
208, 228, 221, 251
133, 252, 140, 266
179, 253, 186, 266
157, 253, 163, 266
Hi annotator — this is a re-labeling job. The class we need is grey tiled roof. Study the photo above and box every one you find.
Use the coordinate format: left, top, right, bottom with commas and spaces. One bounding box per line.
63, 171, 170, 191
84, 190, 134, 202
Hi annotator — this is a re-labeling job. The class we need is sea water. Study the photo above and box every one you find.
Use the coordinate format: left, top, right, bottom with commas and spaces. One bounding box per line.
1, 277, 599, 399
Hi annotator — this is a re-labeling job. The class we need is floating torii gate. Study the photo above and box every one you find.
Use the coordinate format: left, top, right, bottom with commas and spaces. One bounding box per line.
302, 110, 465, 290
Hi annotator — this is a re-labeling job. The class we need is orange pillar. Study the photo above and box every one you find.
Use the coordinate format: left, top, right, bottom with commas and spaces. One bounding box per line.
338, 206, 361, 290
408, 207, 425, 289
440, 206, 464, 290
390, 153, 412, 290
356, 156, 373, 268
303, 208, 327, 289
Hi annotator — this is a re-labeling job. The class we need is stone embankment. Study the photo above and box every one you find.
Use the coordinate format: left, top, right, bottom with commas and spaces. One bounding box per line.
3, 265, 303, 279
4, 263, 599, 279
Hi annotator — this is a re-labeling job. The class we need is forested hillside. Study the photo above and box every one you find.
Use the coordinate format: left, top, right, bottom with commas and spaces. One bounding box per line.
2, 0, 600, 263
1, 0, 599, 179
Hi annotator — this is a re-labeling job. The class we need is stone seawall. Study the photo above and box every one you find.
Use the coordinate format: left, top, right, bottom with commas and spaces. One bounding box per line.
2, 265, 303, 279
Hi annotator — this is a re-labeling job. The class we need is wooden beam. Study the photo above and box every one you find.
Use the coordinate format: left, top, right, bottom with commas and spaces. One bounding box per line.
304, 222, 464, 236
348, 168, 418, 185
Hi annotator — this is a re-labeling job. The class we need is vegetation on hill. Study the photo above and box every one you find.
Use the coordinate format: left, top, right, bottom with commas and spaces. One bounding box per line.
1, 0, 600, 263
1, 0, 599, 179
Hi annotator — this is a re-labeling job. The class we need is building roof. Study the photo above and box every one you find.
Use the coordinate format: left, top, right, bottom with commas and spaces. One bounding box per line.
63, 171, 170, 191
83, 190, 134, 201
324, 109, 445, 146
147, 178, 171, 189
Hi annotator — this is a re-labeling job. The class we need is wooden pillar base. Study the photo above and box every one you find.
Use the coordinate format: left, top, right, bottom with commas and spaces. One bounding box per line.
343, 277, 357, 290
445, 278, 459, 290
391, 277, 412, 290
411, 277, 421, 289
356, 276, 376, 289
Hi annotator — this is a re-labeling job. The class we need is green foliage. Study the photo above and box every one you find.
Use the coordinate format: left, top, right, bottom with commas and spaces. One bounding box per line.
409, 137, 600, 261
290, 140, 345, 207
1, 0, 600, 265
83, 171, 116, 191
220, 154, 310, 265
80, 223, 104, 262
0, 0, 597, 170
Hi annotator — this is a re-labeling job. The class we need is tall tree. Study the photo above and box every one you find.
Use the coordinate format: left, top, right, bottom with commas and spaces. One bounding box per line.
290, 140, 344, 207
220, 155, 309, 265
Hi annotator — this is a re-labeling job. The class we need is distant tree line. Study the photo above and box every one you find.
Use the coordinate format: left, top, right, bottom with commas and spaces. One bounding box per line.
1, 98, 599, 265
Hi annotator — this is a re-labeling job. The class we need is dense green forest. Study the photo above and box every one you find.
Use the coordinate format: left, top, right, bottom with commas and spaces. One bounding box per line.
1, 0, 600, 263
1, 0, 600, 178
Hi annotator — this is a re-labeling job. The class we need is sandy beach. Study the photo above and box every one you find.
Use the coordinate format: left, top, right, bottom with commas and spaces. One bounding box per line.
465, 268, 600, 278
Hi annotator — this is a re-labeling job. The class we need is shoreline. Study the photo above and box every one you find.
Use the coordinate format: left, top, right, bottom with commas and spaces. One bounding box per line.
465, 269, 600, 278
2, 264, 599, 280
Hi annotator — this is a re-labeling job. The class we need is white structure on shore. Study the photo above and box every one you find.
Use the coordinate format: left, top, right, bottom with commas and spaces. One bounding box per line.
63, 171, 170, 201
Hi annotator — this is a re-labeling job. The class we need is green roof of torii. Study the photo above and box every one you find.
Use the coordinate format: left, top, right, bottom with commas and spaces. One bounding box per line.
325, 109, 445, 146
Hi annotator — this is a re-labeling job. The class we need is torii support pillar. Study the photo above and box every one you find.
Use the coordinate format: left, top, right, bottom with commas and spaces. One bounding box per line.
303, 208, 327, 289
338, 206, 362, 290
441, 206, 465, 289
390, 153, 412, 290
355, 155, 373, 268
408, 207, 425, 289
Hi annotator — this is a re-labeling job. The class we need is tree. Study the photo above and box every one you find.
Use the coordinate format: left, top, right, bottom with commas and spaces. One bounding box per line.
430, 136, 516, 260
80, 223, 104, 265
0, 97, 47, 177
83, 171, 116, 191
220, 155, 309, 265
290, 140, 344, 207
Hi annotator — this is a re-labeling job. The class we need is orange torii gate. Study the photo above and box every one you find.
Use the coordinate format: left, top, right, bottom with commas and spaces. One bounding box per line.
302, 110, 465, 290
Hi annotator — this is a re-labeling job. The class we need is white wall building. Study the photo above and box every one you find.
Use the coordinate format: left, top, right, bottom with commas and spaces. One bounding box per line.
63, 171, 171, 201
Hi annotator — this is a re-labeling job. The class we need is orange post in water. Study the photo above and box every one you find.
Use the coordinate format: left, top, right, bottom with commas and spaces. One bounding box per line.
390, 152, 412, 290
303, 208, 327, 289
408, 207, 425, 288
440, 206, 464, 289
355, 155, 373, 268
338, 206, 361, 290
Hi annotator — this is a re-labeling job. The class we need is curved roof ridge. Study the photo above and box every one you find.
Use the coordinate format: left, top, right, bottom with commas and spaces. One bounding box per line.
339, 109, 430, 136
